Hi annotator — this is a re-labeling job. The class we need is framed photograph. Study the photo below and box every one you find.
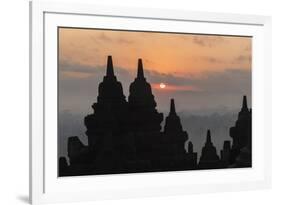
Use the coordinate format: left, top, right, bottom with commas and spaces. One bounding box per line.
30, 1, 271, 204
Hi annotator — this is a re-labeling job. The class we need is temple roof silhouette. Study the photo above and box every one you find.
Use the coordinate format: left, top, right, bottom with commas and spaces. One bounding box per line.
137, 58, 145, 80
128, 58, 163, 132
59, 57, 252, 176
170, 98, 176, 115
84, 56, 129, 149
106, 55, 114, 77
163, 99, 188, 143
198, 130, 220, 168
229, 95, 252, 167
240, 95, 249, 115
230, 95, 251, 149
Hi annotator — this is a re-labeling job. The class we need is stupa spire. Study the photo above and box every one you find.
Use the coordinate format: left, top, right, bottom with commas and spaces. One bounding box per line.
198, 129, 220, 169
242, 95, 248, 111
137, 58, 145, 79
106, 55, 114, 77
163, 98, 188, 142
170, 99, 176, 115
128, 58, 163, 132
206, 130, 212, 145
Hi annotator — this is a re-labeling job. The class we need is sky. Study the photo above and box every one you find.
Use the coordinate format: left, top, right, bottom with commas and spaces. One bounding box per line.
58, 27, 252, 158
59, 27, 251, 114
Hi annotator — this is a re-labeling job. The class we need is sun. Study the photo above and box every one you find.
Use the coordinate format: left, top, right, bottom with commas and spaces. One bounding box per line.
159, 83, 166, 89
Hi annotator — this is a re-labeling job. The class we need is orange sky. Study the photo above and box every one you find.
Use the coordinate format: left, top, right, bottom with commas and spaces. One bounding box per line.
58, 27, 252, 114
59, 28, 251, 78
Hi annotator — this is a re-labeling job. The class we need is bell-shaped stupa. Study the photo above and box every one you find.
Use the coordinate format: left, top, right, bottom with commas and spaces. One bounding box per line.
128, 58, 163, 133
198, 130, 220, 169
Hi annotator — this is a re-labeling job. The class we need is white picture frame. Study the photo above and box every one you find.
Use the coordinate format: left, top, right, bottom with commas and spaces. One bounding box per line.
30, 1, 272, 204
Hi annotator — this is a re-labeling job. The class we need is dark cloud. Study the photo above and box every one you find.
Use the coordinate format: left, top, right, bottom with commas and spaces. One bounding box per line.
60, 62, 100, 76
140, 68, 251, 113
59, 61, 132, 79
58, 61, 251, 119
59, 60, 251, 97
195, 69, 251, 93
144, 68, 251, 94
144, 70, 189, 86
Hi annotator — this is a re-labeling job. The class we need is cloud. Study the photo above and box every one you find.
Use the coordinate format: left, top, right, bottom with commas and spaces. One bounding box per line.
58, 61, 251, 121
97, 32, 134, 45
193, 36, 224, 47
62, 71, 93, 79
117, 37, 134, 44
59, 60, 251, 97
143, 68, 251, 95
151, 83, 201, 92
144, 70, 189, 86
59, 62, 101, 79
59, 61, 132, 79
58, 62, 133, 112
233, 55, 251, 64
197, 56, 223, 64
196, 69, 251, 94
98, 32, 112, 42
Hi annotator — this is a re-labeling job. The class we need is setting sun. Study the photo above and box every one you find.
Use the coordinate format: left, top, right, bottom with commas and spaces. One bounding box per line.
160, 83, 166, 89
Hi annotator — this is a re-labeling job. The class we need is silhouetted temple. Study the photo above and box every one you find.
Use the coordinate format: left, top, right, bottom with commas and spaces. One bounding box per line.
128, 59, 163, 133
228, 96, 252, 167
218, 95, 252, 168
59, 56, 252, 176
198, 130, 221, 169
127, 59, 164, 165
